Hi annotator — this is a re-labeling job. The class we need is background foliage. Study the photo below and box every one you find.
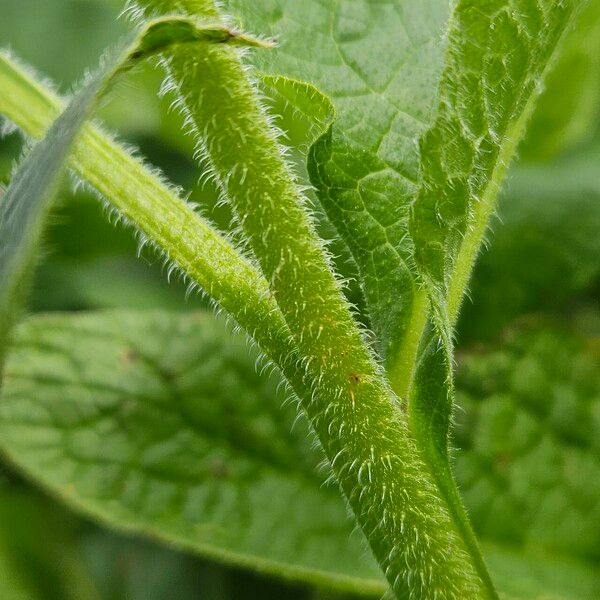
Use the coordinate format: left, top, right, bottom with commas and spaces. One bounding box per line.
0, 0, 598, 598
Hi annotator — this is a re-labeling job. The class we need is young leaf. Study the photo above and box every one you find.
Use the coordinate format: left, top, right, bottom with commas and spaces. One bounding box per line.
223, 0, 454, 392
259, 76, 335, 157
407, 0, 581, 514
410, 0, 580, 335
407, 0, 581, 592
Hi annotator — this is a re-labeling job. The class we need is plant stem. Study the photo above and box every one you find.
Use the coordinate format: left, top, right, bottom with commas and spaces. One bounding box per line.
130, 2, 496, 597
0, 51, 293, 374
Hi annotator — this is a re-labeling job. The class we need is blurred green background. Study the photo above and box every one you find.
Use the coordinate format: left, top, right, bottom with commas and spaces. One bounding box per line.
0, 0, 599, 598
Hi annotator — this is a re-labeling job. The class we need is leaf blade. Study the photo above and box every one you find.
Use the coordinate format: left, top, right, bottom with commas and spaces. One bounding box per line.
225, 0, 454, 384
0, 311, 598, 599
0, 310, 385, 596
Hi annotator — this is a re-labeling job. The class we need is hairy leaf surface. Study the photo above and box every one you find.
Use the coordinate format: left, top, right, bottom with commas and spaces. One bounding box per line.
222, 0, 453, 386
411, 0, 579, 336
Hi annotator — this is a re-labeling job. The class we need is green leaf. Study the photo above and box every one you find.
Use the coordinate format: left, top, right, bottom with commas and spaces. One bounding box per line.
454, 319, 600, 563
1, 311, 598, 599
410, 0, 579, 335
223, 0, 454, 391
259, 75, 335, 156
460, 138, 600, 342
453, 318, 600, 599
0, 543, 36, 600
482, 544, 599, 600
407, 2, 580, 592
0, 55, 104, 371
0, 311, 385, 597
521, 0, 600, 161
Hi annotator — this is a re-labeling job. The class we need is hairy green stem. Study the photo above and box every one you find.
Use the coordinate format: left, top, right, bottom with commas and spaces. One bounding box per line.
1, 46, 490, 597
129, 1, 496, 597
0, 17, 244, 372
0, 51, 295, 374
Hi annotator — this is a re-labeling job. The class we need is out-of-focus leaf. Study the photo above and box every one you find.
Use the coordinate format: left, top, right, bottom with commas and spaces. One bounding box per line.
0, 55, 104, 370
459, 139, 600, 342
481, 544, 600, 600
0, 542, 36, 600
0, 311, 384, 596
0, 487, 99, 600
454, 318, 600, 565
0, 0, 126, 86
521, 0, 600, 161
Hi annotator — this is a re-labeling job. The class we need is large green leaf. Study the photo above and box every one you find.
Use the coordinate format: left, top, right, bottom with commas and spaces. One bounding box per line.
222, 0, 453, 387
0, 311, 598, 599
0, 311, 384, 596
